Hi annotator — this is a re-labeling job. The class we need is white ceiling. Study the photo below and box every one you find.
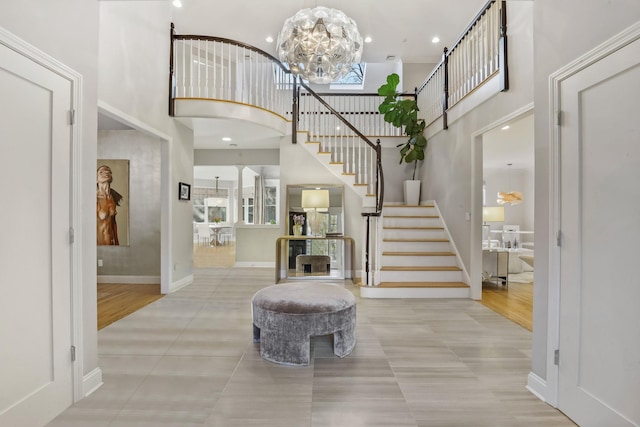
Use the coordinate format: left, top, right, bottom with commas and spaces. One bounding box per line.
171, 0, 488, 64
99, 0, 498, 150
483, 113, 534, 171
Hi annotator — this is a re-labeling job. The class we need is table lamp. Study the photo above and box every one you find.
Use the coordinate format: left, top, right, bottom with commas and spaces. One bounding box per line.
482, 206, 504, 244
301, 189, 329, 236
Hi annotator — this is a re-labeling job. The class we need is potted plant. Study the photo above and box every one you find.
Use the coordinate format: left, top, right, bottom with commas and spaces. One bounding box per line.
377, 73, 427, 205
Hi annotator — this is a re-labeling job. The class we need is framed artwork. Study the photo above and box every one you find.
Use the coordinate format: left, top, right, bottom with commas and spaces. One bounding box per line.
97, 159, 130, 246
179, 182, 191, 201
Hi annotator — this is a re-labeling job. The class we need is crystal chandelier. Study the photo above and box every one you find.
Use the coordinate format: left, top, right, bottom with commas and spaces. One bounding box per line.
277, 7, 363, 84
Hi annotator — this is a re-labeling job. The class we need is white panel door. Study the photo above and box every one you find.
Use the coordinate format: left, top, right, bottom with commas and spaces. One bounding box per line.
0, 42, 74, 425
559, 38, 640, 427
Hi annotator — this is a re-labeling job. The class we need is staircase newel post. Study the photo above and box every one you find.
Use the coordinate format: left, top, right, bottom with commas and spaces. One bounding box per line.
442, 47, 449, 130
376, 139, 384, 212
169, 23, 176, 117
292, 75, 299, 144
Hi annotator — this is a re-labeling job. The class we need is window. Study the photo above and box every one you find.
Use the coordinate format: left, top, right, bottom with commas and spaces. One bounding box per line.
330, 63, 366, 90
264, 186, 277, 224
243, 197, 254, 224
193, 187, 228, 223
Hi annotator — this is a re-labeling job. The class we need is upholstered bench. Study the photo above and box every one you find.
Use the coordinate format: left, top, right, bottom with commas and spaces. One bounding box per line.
252, 282, 356, 366
295, 254, 331, 274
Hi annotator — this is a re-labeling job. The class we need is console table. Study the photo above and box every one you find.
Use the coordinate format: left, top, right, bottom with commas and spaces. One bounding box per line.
482, 248, 509, 287
275, 236, 355, 283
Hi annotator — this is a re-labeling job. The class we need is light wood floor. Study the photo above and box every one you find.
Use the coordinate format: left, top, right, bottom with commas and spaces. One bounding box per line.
193, 240, 236, 268
480, 280, 533, 331
97, 283, 163, 330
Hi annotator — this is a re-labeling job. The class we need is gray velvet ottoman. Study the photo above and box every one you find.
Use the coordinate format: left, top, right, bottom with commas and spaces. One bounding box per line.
252, 282, 356, 366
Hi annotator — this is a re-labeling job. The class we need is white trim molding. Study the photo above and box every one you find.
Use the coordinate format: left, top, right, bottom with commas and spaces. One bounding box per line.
526, 371, 547, 402
97, 275, 161, 284
82, 368, 103, 397
169, 274, 194, 293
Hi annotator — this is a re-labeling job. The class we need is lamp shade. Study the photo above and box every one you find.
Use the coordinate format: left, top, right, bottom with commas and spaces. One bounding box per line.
482, 206, 505, 222
301, 189, 330, 209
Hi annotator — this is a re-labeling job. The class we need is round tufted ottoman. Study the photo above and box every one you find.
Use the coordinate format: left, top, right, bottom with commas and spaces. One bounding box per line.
252, 282, 356, 366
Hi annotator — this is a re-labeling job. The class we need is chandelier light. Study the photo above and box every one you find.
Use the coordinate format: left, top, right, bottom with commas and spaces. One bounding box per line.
277, 6, 363, 84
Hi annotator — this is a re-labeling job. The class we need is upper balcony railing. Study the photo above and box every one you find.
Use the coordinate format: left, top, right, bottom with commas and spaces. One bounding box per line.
169, 24, 295, 120
417, 0, 508, 129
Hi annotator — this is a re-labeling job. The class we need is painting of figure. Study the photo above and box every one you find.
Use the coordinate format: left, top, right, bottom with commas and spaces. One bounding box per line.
97, 160, 129, 246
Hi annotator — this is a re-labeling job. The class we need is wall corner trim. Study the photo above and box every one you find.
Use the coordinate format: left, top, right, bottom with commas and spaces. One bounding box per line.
526, 371, 547, 403
169, 274, 193, 293
83, 368, 103, 397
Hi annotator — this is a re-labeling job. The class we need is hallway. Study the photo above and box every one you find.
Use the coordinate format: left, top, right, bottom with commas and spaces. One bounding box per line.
51, 267, 573, 426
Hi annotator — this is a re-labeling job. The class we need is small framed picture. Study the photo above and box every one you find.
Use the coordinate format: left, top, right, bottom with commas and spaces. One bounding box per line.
178, 182, 191, 201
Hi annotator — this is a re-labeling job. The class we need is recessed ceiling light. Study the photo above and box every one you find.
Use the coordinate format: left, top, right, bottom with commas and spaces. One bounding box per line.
172, 0, 182, 8
431, 36, 440, 44
229, 143, 238, 147
386, 55, 396, 62
222, 137, 232, 141
364, 36, 372, 43
265, 36, 274, 43
501, 125, 510, 130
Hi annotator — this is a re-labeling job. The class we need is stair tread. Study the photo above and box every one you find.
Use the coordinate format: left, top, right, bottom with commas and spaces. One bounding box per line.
383, 251, 456, 256
377, 281, 469, 288
318, 151, 332, 154
305, 141, 320, 144
384, 215, 440, 218
384, 226, 444, 230
381, 266, 462, 271
383, 238, 449, 242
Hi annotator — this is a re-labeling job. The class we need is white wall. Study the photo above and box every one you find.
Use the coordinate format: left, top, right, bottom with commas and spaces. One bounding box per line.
421, 1, 534, 270
532, 0, 640, 381
1, 0, 100, 381
99, 1, 195, 286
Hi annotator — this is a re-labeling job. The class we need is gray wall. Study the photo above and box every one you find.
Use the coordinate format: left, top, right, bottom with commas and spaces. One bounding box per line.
98, 130, 161, 277
531, 0, 640, 380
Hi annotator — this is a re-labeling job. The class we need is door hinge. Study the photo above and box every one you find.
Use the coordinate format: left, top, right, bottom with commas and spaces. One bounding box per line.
554, 349, 559, 366
556, 110, 563, 126
71, 345, 76, 362
556, 230, 562, 247
69, 227, 75, 244
69, 109, 75, 125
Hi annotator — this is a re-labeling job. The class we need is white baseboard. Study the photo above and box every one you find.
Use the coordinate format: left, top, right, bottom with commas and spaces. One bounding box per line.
83, 367, 103, 397
97, 275, 160, 284
234, 262, 275, 268
526, 371, 547, 402
169, 274, 193, 293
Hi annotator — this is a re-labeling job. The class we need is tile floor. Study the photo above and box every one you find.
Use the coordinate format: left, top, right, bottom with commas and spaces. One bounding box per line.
48, 267, 575, 427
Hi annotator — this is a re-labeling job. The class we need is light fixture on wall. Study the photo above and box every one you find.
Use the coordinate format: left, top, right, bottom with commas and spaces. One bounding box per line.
277, 6, 363, 84
482, 206, 505, 244
301, 189, 329, 236
497, 163, 523, 205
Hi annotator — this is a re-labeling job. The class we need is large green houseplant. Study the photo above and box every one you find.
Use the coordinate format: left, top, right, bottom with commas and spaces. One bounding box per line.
377, 73, 427, 204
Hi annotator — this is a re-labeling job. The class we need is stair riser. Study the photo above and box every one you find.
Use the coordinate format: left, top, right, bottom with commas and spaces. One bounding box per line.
383, 206, 437, 216
383, 217, 442, 228
383, 241, 452, 252
383, 229, 446, 240
381, 256, 458, 267
361, 286, 470, 299
380, 270, 463, 282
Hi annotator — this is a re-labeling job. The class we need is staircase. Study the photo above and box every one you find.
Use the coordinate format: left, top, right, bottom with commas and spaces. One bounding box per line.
360, 203, 470, 298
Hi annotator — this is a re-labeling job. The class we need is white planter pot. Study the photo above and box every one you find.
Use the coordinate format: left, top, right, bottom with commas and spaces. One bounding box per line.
403, 180, 421, 205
